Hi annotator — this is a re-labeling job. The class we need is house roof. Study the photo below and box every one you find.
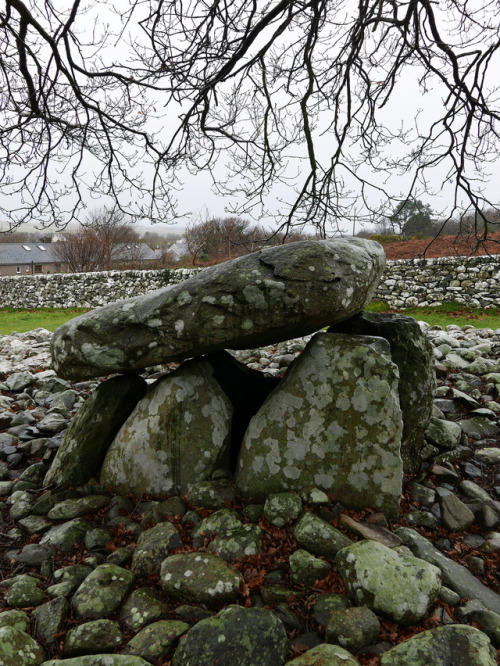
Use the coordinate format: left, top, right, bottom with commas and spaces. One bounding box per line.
168, 239, 189, 256
0, 243, 57, 265
111, 243, 158, 261
0, 242, 157, 266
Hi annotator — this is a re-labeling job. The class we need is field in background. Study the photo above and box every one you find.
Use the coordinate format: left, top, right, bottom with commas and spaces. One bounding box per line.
0, 302, 498, 336
0, 307, 89, 336
366, 301, 500, 329
380, 231, 500, 260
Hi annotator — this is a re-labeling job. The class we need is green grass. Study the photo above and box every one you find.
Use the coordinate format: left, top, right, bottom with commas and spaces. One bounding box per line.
0, 307, 89, 335
0, 301, 498, 337
366, 300, 500, 329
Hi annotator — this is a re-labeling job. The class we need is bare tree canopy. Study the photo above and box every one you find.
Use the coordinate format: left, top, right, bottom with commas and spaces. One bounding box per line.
53, 206, 141, 271
1, 0, 499, 239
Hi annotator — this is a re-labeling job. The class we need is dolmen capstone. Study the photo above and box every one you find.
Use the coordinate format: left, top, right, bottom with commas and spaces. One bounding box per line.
47, 238, 435, 519
51, 239, 385, 379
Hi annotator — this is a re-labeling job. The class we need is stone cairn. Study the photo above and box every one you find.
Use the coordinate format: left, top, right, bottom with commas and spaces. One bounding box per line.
1, 238, 499, 665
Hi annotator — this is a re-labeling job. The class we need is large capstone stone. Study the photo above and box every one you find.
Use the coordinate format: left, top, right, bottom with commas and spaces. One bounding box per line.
329, 312, 435, 473
235, 332, 404, 518
171, 605, 288, 666
335, 540, 441, 625
51, 239, 385, 379
100, 359, 232, 496
44, 374, 147, 487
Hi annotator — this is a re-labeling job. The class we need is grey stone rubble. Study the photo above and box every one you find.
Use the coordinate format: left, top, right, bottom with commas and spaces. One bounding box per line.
1, 253, 499, 311
0, 320, 499, 665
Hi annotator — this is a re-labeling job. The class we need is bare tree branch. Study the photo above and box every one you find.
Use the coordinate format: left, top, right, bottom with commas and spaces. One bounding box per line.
0, 0, 498, 248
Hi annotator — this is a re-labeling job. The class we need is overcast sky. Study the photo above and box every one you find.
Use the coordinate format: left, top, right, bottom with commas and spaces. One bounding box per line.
3, 0, 500, 236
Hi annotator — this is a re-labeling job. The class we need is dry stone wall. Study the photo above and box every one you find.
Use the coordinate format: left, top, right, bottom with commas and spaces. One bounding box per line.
0, 254, 499, 310
376, 255, 500, 309
0, 268, 201, 309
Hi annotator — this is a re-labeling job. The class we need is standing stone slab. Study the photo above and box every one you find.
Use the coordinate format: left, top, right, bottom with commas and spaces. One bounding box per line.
51, 239, 385, 379
44, 374, 147, 487
235, 333, 404, 518
329, 312, 435, 473
100, 359, 233, 497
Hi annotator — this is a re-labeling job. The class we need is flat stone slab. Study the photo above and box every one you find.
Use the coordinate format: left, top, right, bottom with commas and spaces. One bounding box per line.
51, 239, 385, 379
396, 527, 500, 615
235, 332, 403, 518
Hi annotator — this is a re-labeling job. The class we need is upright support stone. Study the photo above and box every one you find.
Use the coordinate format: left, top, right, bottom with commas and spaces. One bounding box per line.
44, 374, 147, 487
100, 359, 233, 497
329, 312, 435, 473
235, 332, 404, 519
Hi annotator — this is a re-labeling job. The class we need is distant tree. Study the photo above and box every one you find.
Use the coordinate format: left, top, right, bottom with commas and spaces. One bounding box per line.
54, 206, 140, 272
386, 199, 435, 238
53, 229, 105, 273
184, 216, 266, 264
458, 207, 500, 236
184, 219, 211, 266
84, 208, 140, 270
0, 230, 30, 243
435, 218, 460, 237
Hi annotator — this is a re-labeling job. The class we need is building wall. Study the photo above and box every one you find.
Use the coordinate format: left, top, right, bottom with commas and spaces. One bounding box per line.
0, 262, 64, 277
0, 255, 498, 310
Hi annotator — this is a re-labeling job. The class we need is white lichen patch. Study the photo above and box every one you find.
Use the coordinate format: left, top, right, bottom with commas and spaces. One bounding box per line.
243, 284, 267, 309
174, 319, 185, 336
177, 290, 192, 306
220, 294, 234, 307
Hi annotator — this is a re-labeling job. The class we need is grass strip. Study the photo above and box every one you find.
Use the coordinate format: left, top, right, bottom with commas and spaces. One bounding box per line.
0, 301, 498, 336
